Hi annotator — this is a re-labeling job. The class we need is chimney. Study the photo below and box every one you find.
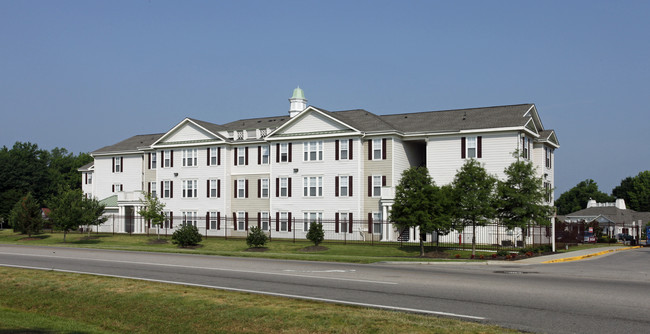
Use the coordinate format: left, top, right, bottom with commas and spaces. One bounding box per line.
289, 86, 307, 117
615, 198, 626, 210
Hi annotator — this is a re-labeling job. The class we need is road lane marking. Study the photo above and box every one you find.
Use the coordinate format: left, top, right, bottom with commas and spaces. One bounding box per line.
0, 263, 485, 321
0, 252, 396, 285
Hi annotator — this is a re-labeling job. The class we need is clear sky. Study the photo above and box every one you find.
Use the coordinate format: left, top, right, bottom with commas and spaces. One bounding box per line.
1, 0, 648, 196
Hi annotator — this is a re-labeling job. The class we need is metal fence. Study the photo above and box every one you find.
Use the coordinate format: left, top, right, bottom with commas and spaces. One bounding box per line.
91, 214, 553, 251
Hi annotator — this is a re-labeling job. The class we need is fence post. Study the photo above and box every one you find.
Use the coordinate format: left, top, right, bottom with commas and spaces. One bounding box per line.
225, 215, 228, 240
293, 217, 295, 243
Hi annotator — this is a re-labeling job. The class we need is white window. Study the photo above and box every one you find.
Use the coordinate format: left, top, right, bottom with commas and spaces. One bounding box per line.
209, 179, 218, 198
340, 140, 349, 160
210, 147, 218, 166
210, 211, 218, 230
114, 157, 122, 173
259, 128, 267, 138
112, 184, 123, 192
339, 175, 349, 197
303, 212, 322, 232
280, 143, 289, 162
280, 212, 288, 232
466, 137, 477, 159
372, 212, 382, 236
373, 176, 382, 197
164, 150, 172, 168
303, 141, 323, 161
181, 211, 197, 227
545, 147, 552, 168
522, 136, 530, 160
261, 146, 269, 164
303, 176, 323, 197
280, 177, 288, 197
182, 179, 198, 198
150, 182, 157, 198
261, 211, 270, 231
163, 181, 171, 198
182, 149, 198, 167
339, 212, 348, 234
151, 152, 157, 169
163, 211, 171, 228
261, 178, 269, 198
237, 130, 245, 140
237, 179, 246, 198
373, 139, 382, 160
238, 147, 246, 165
87, 173, 93, 184
237, 211, 246, 231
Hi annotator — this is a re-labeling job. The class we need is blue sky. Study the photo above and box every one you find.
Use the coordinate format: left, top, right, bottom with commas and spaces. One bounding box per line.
1, 0, 648, 196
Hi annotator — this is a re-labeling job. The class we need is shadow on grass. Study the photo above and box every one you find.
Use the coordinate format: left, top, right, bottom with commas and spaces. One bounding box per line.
18, 235, 51, 241
69, 238, 101, 245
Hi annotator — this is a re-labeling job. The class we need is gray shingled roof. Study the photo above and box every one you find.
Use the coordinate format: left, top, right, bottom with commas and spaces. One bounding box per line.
327, 108, 398, 132
560, 206, 650, 225
77, 162, 93, 171
380, 104, 535, 133
220, 115, 291, 131
187, 118, 227, 134
92, 133, 164, 154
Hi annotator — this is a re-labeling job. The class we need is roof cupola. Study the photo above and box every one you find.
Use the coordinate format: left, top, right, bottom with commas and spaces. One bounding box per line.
289, 86, 307, 117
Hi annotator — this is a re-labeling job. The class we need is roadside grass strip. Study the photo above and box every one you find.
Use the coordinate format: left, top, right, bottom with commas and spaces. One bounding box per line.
541, 246, 641, 263
0, 267, 519, 334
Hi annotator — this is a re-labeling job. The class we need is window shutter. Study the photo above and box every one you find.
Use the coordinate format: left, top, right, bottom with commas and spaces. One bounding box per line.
257, 179, 261, 198
258, 146, 261, 165
217, 179, 221, 198
85, 173, 88, 184
160, 181, 164, 197
275, 178, 279, 197
112, 184, 115, 192
245, 179, 249, 198
148, 182, 151, 194
349, 139, 353, 159
233, 212, 237, 230
276, 143, 280, 163
335, 213, 340, 233
382, 175, 387, 187
335, 140, 339, 160
207, 148, 211, 166
206, 212, 210, 230
170, 150, 174, 167
120, 184, 123, 191
217, 147, 221, 165
382, 138, 387, 160
477, 136, 483, 158
170, 211, 173, 228
368, 140, 372, 160
461, 137, 466, 159
349, 213, 353, 233
288, 212, 292, 232
288, 143, 292, 162
112, 157, 115, 173
257, 212, 261, 228
349, 176, 353, 196
234, 180, 237, 198
234, 148, 238, 166
368, 176, 372, 197
120, 157, 124, 172
276, 212, 280, 231
335, 176, 339, 197
217, 212, 221, 230
288, 177, 292, 197
170, 181, 173, 198
550, 149, 552, 168
148, 153, 152, 169
207, 180, 210, 197
245, 212, 249, 230
245, 147, 249, 165
368, 213, 373, 233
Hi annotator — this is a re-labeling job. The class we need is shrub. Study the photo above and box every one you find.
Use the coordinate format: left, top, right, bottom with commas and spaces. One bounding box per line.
246, 226, 268, 248
479, 254, 485, 259
171, 224, 202, 247
454, 254, 461, 259
491, 253, 497, 259
496, 250, 509, 257
306, 222, 325, 246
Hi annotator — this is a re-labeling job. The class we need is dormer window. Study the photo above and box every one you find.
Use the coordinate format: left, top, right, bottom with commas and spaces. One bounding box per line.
259, 128, 267, 138
237, 131, 245, 140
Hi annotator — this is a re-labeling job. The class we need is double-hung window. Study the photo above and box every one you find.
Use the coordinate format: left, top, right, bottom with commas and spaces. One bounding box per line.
545, 147, 552, 168
261, 146, 269, 164
181, 211, 197, 227
150, 182, 157, 198
466, 137, 477, 158
164, 150, 172, 168
303, 141, 323, 161
303, 176, 323, 197
340, 140, 349, 160
303, 212, 322, 232
372, 139, 382, 160
210, 211, 218, 230
372, 212, 383, 236
260, 211, 270, 231
280, 212, 288, 232
209, 147, 219, 166
87, 173, 93, 184
113, 157, 122, 173
340, 212, 349, 234
182, 179, 197, 198
208, 179, 219, 198
339, 175, 349, 197
372, 176, 382, 197
237, 179, 246, 198
151, 152, 157, 169
237, 211, 246, 231
522, 136, 530, 160
163, 181, 172, 198
280, 177, 289, 197
237, 147, 246, 165
183, 149, 198, 167
260, 178, 269, 198
280, 143, 289, 162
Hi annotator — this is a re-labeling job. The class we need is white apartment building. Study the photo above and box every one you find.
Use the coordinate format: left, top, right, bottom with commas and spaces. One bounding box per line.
81, 88, 559, 241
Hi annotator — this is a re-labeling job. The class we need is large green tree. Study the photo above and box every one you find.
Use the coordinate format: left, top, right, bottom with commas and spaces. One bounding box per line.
451, 159, 497, 257
497, 157, 553, 247
612, 171, 650, 212
47, 188, 105, 242
554, 179, 614, 215
8, 192, 44, 237
391, 167, 453, 256
137, 191, 166, 239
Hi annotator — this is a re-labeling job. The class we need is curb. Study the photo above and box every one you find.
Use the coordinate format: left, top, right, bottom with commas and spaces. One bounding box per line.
541, 246, 641, 264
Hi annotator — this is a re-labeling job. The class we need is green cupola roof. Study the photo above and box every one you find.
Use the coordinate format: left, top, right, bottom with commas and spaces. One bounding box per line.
291, 86, 305, 99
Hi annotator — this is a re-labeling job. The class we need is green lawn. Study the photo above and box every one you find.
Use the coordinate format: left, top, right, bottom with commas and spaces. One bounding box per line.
0, 267, 520, 334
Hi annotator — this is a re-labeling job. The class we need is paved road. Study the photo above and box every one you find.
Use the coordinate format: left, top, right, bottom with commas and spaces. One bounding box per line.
1, 245, 649, 334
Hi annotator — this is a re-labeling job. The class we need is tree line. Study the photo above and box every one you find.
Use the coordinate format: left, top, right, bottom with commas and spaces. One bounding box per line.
554, 171, 650, 215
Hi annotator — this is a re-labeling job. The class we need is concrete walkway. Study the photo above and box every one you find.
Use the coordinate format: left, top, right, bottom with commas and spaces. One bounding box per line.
513, 245, 642, 264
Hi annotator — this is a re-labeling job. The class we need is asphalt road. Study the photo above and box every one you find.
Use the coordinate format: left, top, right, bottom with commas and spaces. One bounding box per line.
1, 245, 649, 334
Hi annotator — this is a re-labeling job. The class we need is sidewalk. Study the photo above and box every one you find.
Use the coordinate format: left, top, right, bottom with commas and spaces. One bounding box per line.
513, 245, 642, 264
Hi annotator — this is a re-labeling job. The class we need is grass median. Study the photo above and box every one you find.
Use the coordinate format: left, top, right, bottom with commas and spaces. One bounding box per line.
0, 266, 519, 334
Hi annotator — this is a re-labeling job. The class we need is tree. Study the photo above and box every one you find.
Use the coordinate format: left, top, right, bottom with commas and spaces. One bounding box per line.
555, 179, 614, 215
0, 143, 50, 219
172, 224, 202, 247
246, 226, 269, 248
137, 192, 166, 239
47, 188, 87, 242
306, 222, 325, 246
451, 159, 497, 257
8, 193, 43, 237
612, 171, 650, 212
390, 167, 452, 256
82, 196, 107, 236
497, 156, 553, 247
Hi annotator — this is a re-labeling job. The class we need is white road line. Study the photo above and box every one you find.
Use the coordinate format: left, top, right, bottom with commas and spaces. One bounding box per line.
0, 252, 396, 285
0, 263, 486, 321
